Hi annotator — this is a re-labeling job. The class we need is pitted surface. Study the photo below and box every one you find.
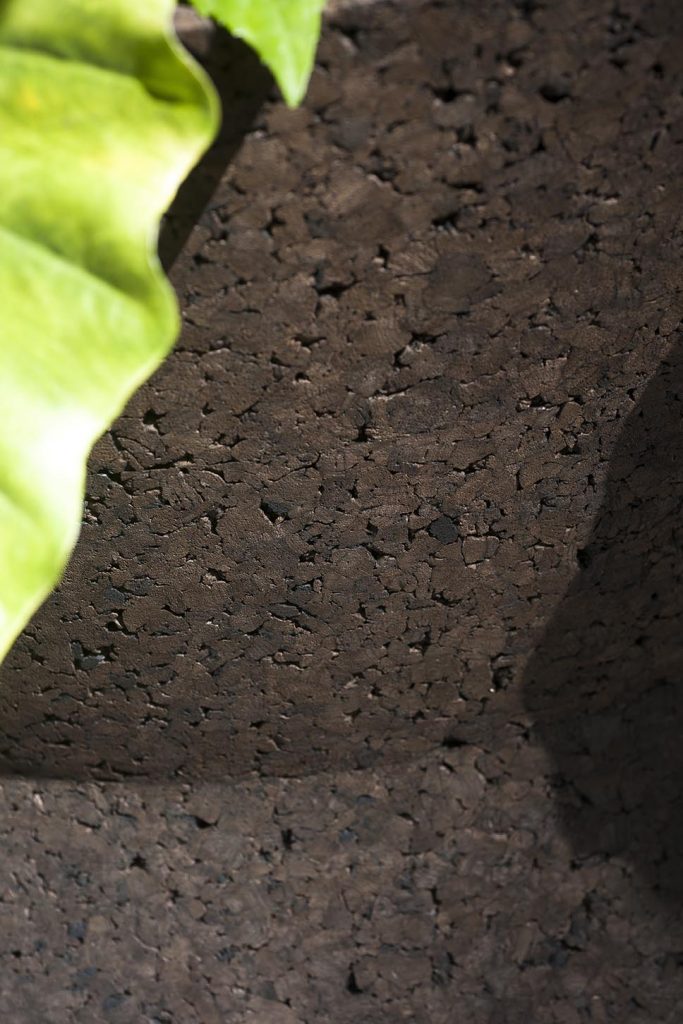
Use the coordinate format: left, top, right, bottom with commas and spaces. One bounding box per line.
2, 0, 681, 782
0, 1, 682, 1020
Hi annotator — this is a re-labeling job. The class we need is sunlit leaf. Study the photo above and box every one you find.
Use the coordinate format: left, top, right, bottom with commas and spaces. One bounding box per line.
0, 0, 218, 662
190, 0, 325, 106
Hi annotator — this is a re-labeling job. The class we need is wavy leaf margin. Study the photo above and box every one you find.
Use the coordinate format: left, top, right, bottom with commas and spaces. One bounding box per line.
0, 0, 219, 662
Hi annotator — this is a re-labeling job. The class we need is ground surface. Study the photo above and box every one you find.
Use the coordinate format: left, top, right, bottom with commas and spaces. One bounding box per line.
1, 0, 682, 1020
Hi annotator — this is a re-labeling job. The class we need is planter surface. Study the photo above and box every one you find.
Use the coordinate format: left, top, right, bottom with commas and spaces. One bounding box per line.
1, 0, 682, 1020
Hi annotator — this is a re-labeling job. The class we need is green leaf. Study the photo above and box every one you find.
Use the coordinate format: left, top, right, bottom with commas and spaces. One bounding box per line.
0, 0, 218, 663
189, 0, 325, 106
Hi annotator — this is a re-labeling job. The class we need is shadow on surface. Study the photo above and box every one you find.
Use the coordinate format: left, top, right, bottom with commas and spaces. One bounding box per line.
523, 334, 683, 901
159, 22, 271, 270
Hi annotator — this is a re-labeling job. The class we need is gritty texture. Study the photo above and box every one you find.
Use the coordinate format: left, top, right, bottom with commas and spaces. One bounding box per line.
1, 0, 683, 1020
2, 0, 682, 783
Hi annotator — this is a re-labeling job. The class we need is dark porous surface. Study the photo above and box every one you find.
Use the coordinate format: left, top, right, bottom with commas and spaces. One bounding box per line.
2, 0, 683, 1019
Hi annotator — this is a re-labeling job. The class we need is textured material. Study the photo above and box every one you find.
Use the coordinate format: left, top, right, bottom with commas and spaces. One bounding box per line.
1, 0, 682, 1020
3, 0, 681, 787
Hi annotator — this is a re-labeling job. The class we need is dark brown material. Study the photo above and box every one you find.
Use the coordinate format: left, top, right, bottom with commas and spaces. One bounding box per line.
1, 0, 683, 1019
4, 0, 682, 785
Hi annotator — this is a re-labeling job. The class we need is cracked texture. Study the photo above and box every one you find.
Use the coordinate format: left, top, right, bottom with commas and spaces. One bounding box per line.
0, 0, 682, 1018
2, 0, 681, 784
